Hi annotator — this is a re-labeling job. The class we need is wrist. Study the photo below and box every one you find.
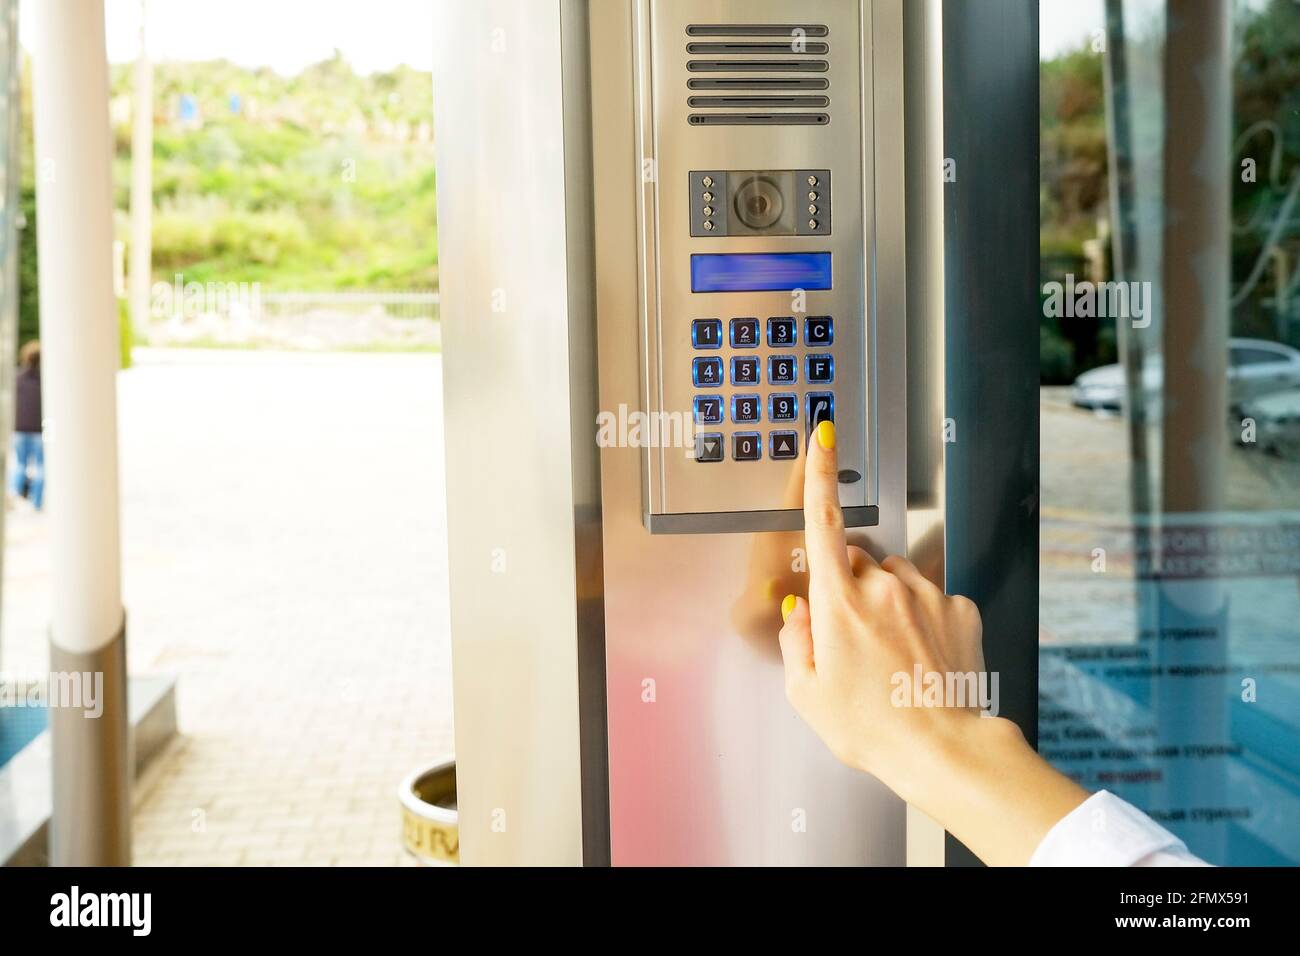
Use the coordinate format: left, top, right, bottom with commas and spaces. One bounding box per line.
888, 714, 1089, 866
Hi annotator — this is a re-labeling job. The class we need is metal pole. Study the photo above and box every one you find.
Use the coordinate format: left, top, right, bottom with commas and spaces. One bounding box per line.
1157, 0, 1230, 864
128, 0, 152, 336
31, 0, 130, 866
0, 0, 20, 650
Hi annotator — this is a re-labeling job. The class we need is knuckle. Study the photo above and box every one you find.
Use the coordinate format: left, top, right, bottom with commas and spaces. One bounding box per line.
867, 571, 910, 609
949, 594, 980, 620
807, 499, 844, 533
880, 554, 908, 574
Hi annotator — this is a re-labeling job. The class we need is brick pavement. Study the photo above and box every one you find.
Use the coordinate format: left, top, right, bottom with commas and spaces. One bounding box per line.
2, 349, 452, 865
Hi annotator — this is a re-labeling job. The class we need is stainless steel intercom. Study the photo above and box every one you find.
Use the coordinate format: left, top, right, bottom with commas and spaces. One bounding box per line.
638, 1, 878, 533
434, 0, 939, 866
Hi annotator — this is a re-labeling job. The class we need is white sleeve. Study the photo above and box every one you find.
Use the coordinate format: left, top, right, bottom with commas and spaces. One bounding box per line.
1028, 790, 1211, 867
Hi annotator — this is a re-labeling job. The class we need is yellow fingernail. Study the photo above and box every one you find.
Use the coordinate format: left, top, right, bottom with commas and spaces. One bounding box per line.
781, 594, 797, 622
816, 419, 835, 450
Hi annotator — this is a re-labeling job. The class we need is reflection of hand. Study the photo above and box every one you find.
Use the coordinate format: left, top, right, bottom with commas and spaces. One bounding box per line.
728, 454, 808, 654
778, 420, 1089, 866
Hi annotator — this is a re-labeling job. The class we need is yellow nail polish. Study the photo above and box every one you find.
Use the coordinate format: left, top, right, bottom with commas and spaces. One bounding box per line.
781, 594, 797, 622
816, 419, 835, 450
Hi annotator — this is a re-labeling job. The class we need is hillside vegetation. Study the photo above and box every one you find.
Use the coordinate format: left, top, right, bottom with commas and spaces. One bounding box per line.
19, 52, 437, 343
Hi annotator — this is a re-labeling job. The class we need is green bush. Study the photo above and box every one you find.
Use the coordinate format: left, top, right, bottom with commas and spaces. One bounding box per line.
1040, 323, 1076, 385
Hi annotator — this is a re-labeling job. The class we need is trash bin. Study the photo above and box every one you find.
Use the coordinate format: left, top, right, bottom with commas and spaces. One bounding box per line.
399, 758, 459, 866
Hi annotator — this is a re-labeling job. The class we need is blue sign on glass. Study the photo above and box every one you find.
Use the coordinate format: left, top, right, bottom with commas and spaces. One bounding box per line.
691, 253, 832, 293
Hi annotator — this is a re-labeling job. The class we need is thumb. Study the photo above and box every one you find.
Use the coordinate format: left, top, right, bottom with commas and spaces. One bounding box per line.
778, 594, 815, 684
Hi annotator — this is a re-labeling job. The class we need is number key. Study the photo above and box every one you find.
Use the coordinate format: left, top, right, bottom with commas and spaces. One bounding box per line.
767, 316, 797, 347
768, 354, 797, 385
691, 318, 722, 349
729, 317, 760, 348
693, 357, 723, 387
731, 356, 760, 386
769, 393, 798, 422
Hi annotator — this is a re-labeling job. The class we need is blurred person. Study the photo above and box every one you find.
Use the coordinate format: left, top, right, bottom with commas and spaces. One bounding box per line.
9, 340, 44, 511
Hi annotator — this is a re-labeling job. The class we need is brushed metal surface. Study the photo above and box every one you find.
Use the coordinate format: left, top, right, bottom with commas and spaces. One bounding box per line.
591, 0, 908, 865
640, 0, 874, 520
432, 0, 605, 866
900, 0, 948, 868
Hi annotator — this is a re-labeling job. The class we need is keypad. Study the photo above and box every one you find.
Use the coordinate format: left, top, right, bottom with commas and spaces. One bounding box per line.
688, 315, 837, 461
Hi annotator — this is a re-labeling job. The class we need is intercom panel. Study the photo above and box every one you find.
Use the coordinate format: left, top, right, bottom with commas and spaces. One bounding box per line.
637, 0, 877, 533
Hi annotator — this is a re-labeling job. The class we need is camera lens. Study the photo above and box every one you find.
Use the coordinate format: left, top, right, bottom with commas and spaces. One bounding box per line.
734, 176, 784, 230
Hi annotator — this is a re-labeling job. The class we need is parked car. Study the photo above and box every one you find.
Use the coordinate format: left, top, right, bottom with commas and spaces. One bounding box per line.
1071, 338, 1300, 411
1240, 387, 1300, 457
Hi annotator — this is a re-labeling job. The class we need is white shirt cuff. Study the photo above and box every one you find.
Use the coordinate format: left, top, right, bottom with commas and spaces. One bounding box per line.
1029, 790, 1210, 867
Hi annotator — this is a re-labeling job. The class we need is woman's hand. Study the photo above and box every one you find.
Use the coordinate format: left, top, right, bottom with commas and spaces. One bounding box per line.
778, 420, 1089, 865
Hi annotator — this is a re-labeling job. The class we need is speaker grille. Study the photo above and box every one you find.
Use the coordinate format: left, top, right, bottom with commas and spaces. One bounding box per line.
685, 23, 830, 126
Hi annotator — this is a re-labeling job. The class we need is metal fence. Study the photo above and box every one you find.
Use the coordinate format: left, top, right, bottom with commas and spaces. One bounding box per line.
258, 290, 440, 321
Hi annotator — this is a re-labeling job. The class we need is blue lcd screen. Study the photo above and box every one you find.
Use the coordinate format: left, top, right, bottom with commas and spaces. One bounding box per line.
690, 252, 832, 293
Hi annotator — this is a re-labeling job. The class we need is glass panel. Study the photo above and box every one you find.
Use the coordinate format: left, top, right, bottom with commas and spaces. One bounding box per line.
1040, 0, 1300, 865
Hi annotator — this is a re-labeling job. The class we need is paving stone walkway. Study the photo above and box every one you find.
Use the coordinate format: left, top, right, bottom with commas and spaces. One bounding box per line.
2, 349, 452, 865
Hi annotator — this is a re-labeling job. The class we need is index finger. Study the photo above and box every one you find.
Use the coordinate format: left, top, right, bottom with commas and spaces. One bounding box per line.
803, 419, 852, 583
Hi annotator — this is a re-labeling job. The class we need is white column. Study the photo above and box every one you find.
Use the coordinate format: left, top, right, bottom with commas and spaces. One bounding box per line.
128, 0, 152, 336
31, 0, 129, 866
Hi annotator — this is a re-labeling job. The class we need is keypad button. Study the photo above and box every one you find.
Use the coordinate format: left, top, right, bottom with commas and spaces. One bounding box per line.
805, 315, 834, 346
691, 318, 722, 349
696, 432, 724, 462
731, 394, 761, 424
733, 432, 762, 461
729, 317, 760, 348
693, 357, 724, 387
769, 392, 798, 422
693, 395, 723, 425
767, 316, 797, 347
731, 356, 760, 386
768, 355, 797, 385
805, 391, 835, 440
806, 353, 835, 384
769, 430, 799, 460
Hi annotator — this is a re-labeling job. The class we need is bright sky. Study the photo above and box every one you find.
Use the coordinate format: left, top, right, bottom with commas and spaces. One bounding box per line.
17, 0, 1106, 72
1040, 0, 1104, 58
18, 0, 435, 74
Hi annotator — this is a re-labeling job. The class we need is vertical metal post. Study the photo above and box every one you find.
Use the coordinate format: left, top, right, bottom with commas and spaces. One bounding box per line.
940, 0, 1040, 866
0, 0, 19, 642
1103, 0, 1154, 518
31, 0, 130, 866
1154, 0, 1231, 864
902, 0, 947, 868
1161, 2, 1229, 514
